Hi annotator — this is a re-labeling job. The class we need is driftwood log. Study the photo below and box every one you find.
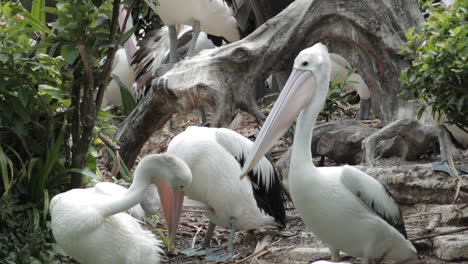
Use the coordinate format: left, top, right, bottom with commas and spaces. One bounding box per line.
109, 0, 424, 169
316, 122, 377, 165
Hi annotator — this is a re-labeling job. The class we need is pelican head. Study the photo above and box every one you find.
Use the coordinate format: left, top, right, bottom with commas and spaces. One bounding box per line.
240, 43, 331, 178
137, 154, 192, 252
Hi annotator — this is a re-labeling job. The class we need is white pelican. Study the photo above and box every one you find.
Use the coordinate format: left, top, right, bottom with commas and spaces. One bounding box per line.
240, 43, 418, 264
49, 154, 192, 264
93, 181, 146, 220
102, 7, 137, 108
143, 0, 240, 63
329, 53, 371, 120
165, 126, 286, 262
102, 48, 136, 107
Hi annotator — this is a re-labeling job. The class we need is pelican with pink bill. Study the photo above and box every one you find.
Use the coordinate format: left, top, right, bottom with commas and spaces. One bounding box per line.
240, 43, 418, 264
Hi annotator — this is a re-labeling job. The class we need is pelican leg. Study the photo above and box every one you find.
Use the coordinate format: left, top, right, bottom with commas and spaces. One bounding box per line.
329, 247, 340, 261
168, 25, 178, 63
180, 221, 218, 256
205, 216, 237, 262
187, 20, 201, 58
358, 99, 371, 120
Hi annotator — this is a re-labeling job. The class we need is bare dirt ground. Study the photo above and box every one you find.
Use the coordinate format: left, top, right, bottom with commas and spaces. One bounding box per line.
135, 110, 468, 264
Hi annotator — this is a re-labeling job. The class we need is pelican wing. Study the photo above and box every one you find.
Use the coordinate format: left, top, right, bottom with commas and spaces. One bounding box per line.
215, 128, 286, 225
132, 28, 169, 101
340, 165, 407, 238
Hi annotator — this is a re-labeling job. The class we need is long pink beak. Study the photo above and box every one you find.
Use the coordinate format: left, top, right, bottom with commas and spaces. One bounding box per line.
155, 180, 184, 253
240, 69, 316, 178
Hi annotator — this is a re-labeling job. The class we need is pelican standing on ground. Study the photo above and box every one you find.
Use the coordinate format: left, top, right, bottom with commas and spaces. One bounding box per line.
144, 0, 240, 63
164, 126, 286, 262
49, 154, 192, 264
240, 43, 418, 264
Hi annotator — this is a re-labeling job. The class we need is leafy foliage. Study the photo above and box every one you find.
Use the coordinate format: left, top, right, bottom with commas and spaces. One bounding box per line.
400, 0, 467, 129
0, 0, 132, 261
0, 196, 77, 263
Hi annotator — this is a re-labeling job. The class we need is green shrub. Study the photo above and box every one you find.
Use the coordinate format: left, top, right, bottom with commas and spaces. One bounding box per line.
400, 0, 467, 130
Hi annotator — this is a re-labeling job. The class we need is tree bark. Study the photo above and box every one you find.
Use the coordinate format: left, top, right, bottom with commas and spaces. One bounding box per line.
112, 0, 425, 169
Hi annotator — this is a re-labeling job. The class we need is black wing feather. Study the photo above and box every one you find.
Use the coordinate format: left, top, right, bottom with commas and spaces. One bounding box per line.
237, 155, 286, 226
356, 184, 407, 238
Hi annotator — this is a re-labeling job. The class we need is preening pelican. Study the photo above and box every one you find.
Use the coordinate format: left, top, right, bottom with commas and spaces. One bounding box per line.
50, 154, 192, 264
94, 181, 146, 220
240, 43, 418, 264
165, 126, 286, 261
144, 0, 240, 63
329, 53, 371, 120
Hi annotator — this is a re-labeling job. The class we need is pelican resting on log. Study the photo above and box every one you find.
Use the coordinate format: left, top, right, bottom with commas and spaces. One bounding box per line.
49, 154, 192, 264
143, 0, 240, 63
240, 43, 418, 264
164, 126, 286, 261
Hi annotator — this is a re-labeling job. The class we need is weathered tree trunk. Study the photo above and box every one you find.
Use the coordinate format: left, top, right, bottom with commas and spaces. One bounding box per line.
111, 0, 424, 169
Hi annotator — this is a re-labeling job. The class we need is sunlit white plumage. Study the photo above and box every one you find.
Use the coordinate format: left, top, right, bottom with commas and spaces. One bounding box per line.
147, 0, 239, 42
102, 48, 136, 107
329, 53, 370, 100
144, 0, 239, 63
167, 126, 284, 229
94, 182, 146, 220
165, 126, 285, 261
241, 43, 418, 264
50, 154, 192, 264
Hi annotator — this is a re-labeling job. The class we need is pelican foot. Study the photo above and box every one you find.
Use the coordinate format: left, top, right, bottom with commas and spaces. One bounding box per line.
432, 161, 468, 176
180, 246, 221, 256
204, 247, 233, 262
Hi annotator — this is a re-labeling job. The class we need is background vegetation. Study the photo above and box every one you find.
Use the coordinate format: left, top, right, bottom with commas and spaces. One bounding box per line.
0, 0, 133, 261
400, 0, 467, 130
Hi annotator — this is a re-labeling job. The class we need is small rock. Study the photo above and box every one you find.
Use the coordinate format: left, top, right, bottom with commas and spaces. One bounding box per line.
433, 227, 468, 261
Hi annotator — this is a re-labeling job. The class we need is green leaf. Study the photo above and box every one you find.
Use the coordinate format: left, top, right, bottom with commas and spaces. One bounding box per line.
0, 54, 8, 63
91, 0, 104, 7
112, 74, 137, 115
456, 96, 465, 112
43, 189, 50, 221
31, 0, 46, 25
10, 6, 54, 36
60, 44, 79, 64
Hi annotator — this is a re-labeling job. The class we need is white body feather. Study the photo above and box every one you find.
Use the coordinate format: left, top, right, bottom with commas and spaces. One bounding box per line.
166, 126, 278, 229
102, 48, 136, 107
146, 0, 240, 42
329, 53, 370, 99
290, 165, 416, 260
50, 188, 162, 264
94, 182, 146, 220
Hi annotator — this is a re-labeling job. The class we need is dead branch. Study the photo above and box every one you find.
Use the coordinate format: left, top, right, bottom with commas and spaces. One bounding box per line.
410, 227, 468, 242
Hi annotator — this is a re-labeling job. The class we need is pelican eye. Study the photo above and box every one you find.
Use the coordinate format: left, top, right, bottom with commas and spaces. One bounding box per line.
302, 61, 309, 66
179, 185, 184, 189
